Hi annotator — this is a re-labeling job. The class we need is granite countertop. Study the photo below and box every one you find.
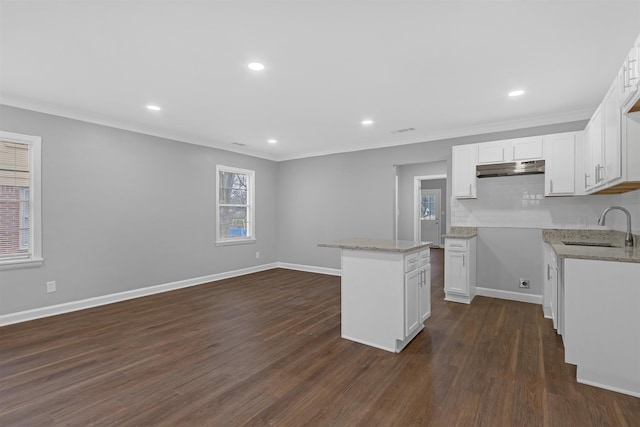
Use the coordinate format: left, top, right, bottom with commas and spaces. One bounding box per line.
318, 238, 431, 253
442, 226, 478, 239
542, 229, 640, 264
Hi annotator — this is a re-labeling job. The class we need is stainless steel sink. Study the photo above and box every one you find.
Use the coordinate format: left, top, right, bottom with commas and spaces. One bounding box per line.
562, 241, 619, 248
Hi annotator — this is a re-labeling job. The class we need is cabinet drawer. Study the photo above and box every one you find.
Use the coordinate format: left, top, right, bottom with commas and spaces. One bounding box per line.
419, 249, 430, 266
445, 239, 468, 251
405, 252, 420, 272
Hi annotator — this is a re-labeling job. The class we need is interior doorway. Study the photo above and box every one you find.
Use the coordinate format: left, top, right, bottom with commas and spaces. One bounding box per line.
414, 175, 446, 246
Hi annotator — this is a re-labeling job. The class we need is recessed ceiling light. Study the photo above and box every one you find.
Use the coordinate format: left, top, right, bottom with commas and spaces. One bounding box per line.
146, 104, 162, 111
267, 139, 277, 144
361, 119, 374, 126
508, 90, 525, 97
248, 62, 265, 71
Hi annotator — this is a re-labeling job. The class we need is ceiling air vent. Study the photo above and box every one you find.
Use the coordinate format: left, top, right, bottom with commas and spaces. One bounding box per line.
232, 142, 247, 147
391, 127, 415, 134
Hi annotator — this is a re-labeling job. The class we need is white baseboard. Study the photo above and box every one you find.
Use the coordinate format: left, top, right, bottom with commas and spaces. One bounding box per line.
276, 262, 341, 276
0, 262, 278, 327
476, 287, 543, 305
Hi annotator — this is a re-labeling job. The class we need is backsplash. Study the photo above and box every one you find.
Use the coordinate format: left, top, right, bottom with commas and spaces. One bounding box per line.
451, 174, 640, 232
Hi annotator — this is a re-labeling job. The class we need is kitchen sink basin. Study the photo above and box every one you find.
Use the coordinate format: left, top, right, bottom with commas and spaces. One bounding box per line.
562, 241, 619, 248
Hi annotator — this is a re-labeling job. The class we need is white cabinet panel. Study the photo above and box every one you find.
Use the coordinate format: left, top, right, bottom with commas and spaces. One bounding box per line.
544, 132, 578, 196
404, 269, 420, 336
452, 144, 478, 198
564, 258, 640, 397
603, 80, 622, 184
477, 142, 506, 164
420, 265, 431, 322
512, 136, 544, 160
444, 237, 476, 304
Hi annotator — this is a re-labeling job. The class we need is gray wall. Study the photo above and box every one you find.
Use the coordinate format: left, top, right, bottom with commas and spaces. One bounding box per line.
476, 228, 543, 296
0, 103, 590, 316
396, 161, 447, 242
0, 105, 278, 315
277, 120, 588, 269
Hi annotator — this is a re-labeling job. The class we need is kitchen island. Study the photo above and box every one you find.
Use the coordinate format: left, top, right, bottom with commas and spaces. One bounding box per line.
318, 238, 431, 352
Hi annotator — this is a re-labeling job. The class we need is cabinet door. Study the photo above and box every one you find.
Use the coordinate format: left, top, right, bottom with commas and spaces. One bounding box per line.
444, 250, 468, 295
477, 141, 506, 164
404, 269, 420, 336
452, 144, 478, 198
544, 133, 576, 196
512, 136, 544, 161
603, 80, 622, 184
420, 265, 431, 322
550, 264, 558, 331
589, 104, 605, 188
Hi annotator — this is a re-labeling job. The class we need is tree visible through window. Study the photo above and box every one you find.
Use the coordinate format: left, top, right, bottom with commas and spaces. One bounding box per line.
216, 165, 255, 243
421, 194, 436, 220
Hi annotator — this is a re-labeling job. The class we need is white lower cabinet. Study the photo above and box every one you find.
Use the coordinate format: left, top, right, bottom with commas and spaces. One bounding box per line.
404, 251, 431, 336
404, 268, 421, 336
444, 237, 476, 304
542, 243, 559, 330
340, 246, 431, 353
563, 258, 640, 398
420, 264, 431, 322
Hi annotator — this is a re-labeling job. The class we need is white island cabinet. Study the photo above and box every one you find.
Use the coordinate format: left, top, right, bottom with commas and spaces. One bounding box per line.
318, 239, 431, 353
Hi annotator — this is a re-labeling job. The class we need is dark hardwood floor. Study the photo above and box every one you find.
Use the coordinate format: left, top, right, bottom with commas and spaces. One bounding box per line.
1, 248, 639, 426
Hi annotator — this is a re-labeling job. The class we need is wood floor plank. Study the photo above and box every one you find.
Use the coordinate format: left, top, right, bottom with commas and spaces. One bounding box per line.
2, 252, 639, 426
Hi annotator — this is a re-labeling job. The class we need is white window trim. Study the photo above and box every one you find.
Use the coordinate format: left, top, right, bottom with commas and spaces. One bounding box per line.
215, 164, 256, 246
0, 131, 43, 270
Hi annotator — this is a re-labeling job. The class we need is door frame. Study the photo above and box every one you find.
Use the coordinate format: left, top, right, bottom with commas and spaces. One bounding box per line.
414, 174, 446, 243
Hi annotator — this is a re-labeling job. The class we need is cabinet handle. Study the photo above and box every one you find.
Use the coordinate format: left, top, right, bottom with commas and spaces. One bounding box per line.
468, 183, 472, 196
547, 264, 551, 281
584, 173, 589, 189
550, 179, 554, 193
462, 254, 466, 266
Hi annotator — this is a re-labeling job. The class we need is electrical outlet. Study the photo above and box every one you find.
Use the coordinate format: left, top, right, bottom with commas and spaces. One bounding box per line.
46, 281, 56, 293
519, 279, 530, 289
256, 251, 260, 259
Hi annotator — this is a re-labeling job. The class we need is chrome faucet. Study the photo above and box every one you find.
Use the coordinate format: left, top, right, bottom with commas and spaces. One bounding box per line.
597, 206, 634, 248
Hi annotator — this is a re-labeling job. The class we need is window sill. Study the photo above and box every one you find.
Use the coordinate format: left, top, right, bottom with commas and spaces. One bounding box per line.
0, 257, 44, 271
216, 238, 256, 247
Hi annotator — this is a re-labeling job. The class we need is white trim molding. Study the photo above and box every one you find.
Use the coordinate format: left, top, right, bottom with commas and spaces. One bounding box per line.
276, 262, 341, 276
0, 262, 278, 327
476, 287, 543, 305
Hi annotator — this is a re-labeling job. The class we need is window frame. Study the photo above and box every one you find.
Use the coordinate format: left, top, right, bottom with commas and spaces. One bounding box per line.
215, 164, 256, 246
0, 130, 43, 270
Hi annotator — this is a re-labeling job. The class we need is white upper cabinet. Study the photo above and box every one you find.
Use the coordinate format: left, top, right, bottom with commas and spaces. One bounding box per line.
618, 33, 640, 110
512, 136, 544, 161
584, 103, 605, 191
477, 141, 507, 164
452, 144, 478, 199
476, 136, 544, 164
583, 77, 625, 194
603, 78, 622, 184
544, 132, 579, 196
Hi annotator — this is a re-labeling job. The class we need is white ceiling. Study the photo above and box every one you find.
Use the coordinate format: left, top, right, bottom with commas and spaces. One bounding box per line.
1, 1, 639, 161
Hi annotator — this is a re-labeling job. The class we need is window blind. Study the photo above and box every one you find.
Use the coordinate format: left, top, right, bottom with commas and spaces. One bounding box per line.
0, 140, 31, 258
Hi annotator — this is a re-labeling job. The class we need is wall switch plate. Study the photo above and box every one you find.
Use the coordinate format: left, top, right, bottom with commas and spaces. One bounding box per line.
46, 281, 56, 293
256, 251, 260, 259
519, 279, 530, 289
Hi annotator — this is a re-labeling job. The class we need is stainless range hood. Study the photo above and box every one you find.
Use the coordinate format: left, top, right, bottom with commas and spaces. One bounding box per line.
476, 160, 545, 178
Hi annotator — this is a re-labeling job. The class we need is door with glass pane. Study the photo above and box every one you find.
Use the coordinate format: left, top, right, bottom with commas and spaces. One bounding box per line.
420, 189, 440, 245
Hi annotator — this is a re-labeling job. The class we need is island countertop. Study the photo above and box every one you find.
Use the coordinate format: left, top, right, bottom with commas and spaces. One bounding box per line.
318, 238, 431, 253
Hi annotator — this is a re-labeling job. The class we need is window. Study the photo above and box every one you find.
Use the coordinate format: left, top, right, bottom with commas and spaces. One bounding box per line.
421, 193, 436, 220
216, 165, 255, 245
0, 131, 43, 269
